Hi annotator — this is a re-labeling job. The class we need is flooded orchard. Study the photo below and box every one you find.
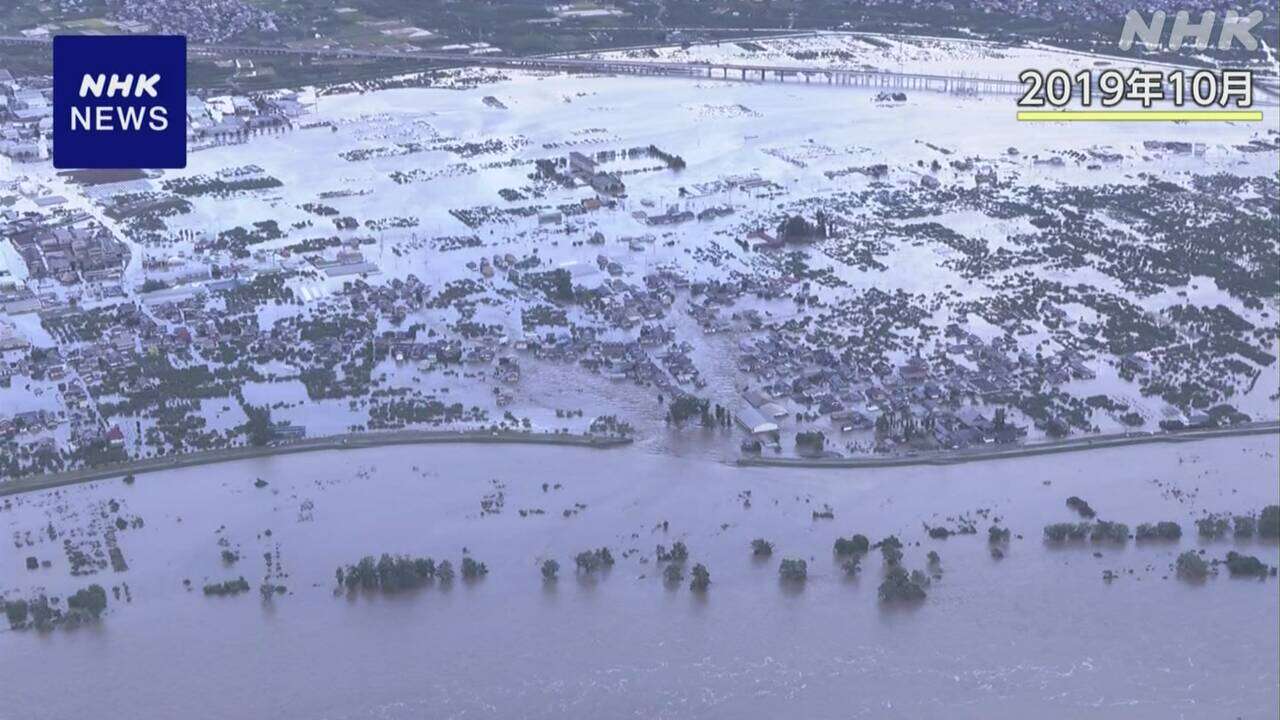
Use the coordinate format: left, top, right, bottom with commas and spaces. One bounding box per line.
2, 436, 1278, 719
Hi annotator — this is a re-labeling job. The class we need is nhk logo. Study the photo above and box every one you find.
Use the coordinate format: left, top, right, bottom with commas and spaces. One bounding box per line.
72, 74, 169, 132
1118, 10, 1265, 51
53, 35, 186, 169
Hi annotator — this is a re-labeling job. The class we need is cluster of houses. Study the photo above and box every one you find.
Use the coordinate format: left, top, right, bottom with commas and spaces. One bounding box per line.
106, 0, 279, 43
0, 317, 123, 457
4, 218, 130, 284
0, 64, 310, 166
729, 320, 1089, 452
569, 151, 626, 196
188, 91, 308, 146
0, 287, 42, 315
0, 69, 51, 166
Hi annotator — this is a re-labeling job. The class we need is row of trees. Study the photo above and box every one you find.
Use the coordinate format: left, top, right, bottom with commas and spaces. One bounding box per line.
335, 553, 488, 593
1045, 505, 1279, 544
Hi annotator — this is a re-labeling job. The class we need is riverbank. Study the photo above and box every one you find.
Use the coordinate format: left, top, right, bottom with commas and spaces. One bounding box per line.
738, 421, 1280, 469
6, 422, 1275, 496
0, 428, 633, 497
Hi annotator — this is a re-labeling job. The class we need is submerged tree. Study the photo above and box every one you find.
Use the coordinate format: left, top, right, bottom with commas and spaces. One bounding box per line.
656, 541, 689, 563
776, 213, 829, 243
575, 547, 615, 573
1175, 551, 1210, 580
1090, 520, 1129, 544
1224, 551, 1269, 577
338, 554, 436, 593
842, 555, 862, 576
833, 534, 870, 557
751, 538, 774, 557
67, 585, 108, 618
876, 536, 904, 566
461, 557, 488, 580
243, 404, 274, 447
690, 563, 711, 592
1233, 515, 1257, 538
779, 558, 808, 582
1135, 521, 1182, 541
202, 577, 251, 597
1260, 505, 1279, 538
663, 563, 684, 585
1196, 516, 1230, 539
541, 559, 560, 581
1066, 496, 1096, 519
1044, 522, 1091, 542
878, 566, 927, 603
4, 599, 30, 629
667, 395, 709, 425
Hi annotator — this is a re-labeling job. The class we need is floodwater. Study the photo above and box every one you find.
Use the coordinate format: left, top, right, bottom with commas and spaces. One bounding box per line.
2, 435, 1277, 720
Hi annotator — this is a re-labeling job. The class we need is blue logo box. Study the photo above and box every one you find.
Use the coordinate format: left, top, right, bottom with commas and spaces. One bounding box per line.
53, 35, 187, 169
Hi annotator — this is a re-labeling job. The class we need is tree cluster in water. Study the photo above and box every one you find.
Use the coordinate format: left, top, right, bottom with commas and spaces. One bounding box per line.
779, 558, 808, 582
1045, 505, 1278, 546
1196, 507, 1279, 540
833, 534, 871, 574
334, 553, 484, 593
690, 563, 711, 592
1135, 521, 1182, 541
1066, 496, 1096, 519
776, 213, 830, 243
1090, 520, 1130, 543
574, 547, 615, 573
1224, 551, 1271, 578
4, 584, 108, 631
1176, 550, 1210, 579
875, 535, 904, 566
203, 577, 251, 596
663, 563, 684, 584
665, 395, 733, 428
1043, 522, 1092, 542
878, 566, 928, 603
869, 534, 931, 603
655, 541, 689, 563
833, 534, 871, 557
1261, 506, 1280, 538
461, 557, 489, 579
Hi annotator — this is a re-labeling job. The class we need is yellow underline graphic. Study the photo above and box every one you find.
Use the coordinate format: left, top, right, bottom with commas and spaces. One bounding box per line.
1017, 110, 1263, 122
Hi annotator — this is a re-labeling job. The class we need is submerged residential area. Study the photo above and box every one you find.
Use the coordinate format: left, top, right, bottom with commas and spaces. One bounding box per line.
0, 3, 1277, 719
0, 1, 1277, 483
